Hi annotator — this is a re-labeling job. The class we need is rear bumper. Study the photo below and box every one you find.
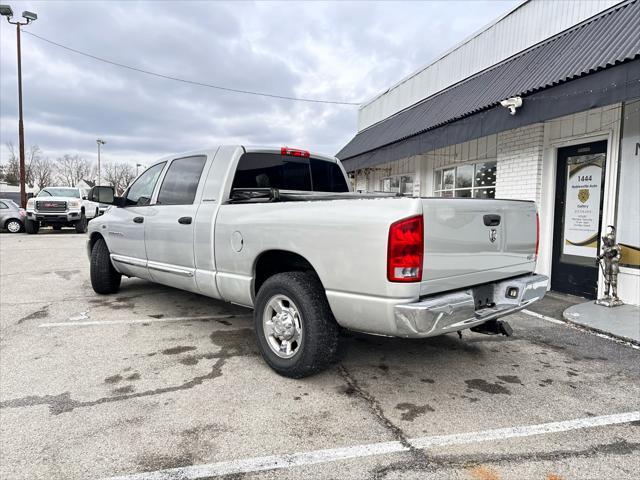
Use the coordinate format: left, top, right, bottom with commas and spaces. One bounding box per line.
393, 274, 548, 338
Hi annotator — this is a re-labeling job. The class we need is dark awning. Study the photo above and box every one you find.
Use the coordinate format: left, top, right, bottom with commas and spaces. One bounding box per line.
337, 0, 640, 171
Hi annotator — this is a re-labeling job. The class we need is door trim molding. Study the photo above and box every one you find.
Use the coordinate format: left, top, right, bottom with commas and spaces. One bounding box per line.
147, 260, 195, 278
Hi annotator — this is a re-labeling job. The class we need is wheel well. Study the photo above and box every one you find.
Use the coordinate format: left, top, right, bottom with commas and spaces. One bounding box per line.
253, 250, 317, 297
89, 232, 104, 251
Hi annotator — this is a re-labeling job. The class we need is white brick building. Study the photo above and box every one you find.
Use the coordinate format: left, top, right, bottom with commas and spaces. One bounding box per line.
338, 0, 640, 305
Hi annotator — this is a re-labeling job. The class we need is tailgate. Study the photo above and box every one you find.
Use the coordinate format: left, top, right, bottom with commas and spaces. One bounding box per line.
420, 198, 537, 295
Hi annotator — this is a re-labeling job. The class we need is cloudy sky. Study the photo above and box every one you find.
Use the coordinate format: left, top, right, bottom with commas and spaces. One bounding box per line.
0, 0, 518, 168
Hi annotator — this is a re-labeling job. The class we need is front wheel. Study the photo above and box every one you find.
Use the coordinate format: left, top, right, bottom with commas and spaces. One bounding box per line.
254, 271, 340, 378
75, 213, 88, 233
90, 238, 122, 294
25, 218, 39, 234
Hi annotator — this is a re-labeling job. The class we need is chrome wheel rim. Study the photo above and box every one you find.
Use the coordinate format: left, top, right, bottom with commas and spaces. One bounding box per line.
7, 221, 21, 233
263, 294, 302, 358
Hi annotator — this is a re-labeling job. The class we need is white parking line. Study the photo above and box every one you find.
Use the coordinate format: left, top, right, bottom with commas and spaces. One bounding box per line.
103, 411, 640, 480
39, 314, 252, 328
521, 308, 566, 324
521, 309, 640, 350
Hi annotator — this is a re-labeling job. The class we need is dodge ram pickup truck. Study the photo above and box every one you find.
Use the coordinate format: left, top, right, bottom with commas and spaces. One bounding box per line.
87, 146, 548, 377
26, 186, 99, 234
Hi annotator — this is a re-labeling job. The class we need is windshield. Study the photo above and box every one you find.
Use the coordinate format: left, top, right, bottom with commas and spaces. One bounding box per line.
38, 188, 80, 198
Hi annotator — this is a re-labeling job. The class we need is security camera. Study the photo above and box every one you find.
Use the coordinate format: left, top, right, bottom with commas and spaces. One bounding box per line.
499, 96, 522, 115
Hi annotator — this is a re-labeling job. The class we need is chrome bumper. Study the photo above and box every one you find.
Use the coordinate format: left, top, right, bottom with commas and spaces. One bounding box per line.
394, 274, 549, 338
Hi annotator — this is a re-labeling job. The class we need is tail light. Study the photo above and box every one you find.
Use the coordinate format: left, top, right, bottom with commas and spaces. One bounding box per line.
387, 215, 424, 282
281, 147, 310, 158
535, 212, 540, 261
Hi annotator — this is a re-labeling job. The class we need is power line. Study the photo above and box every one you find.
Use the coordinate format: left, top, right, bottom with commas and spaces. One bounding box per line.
23, 31, 362, 106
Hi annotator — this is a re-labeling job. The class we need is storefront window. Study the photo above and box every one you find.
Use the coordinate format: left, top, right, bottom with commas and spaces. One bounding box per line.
381, 175, 414, 195
434, 161, 496, 198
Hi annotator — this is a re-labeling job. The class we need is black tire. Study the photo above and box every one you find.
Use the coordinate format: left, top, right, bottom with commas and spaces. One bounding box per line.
25, 218, 39, 234
90, 237, 121, 294
254, 271, 340, 378
5, 218, 23, 233
52, 226, 62, 231
75, 213, 88, 233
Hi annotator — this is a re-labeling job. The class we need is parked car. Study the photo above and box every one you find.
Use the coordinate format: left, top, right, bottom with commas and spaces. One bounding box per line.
87, 146, 548, 377
0, 198, 26, 233
25, 186, 100, 234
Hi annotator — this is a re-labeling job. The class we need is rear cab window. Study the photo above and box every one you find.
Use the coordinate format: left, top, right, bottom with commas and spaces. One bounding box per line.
231, 152, 349, 192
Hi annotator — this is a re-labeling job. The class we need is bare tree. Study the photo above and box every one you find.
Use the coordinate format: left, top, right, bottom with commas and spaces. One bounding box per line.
3, 142, 19, 185
31, 156, 55, 190
103, 161, 136, 194
3, 142, 41, 186
56, 154, 93, 187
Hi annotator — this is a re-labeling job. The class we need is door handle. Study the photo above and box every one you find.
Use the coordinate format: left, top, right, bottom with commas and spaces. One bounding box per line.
133, 216, 144, 224
178, 216, 192, 225
483, 214, 501, 226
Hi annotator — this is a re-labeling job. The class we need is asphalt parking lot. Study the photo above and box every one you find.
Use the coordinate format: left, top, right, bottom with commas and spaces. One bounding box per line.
1, 231, 639, 480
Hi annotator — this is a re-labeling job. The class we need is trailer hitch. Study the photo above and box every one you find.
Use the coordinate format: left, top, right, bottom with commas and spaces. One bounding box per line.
470, 319, 513, 337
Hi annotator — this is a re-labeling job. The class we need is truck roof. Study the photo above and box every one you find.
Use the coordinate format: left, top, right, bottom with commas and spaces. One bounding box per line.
150, 146, 340, 167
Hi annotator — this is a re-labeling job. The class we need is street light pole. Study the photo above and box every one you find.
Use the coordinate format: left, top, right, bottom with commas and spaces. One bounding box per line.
96, 139, 106, 186
1, 5, 37, 208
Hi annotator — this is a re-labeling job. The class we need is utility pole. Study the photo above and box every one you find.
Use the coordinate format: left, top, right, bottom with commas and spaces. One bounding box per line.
1, 5, 37, 208
96, 139, 106, 186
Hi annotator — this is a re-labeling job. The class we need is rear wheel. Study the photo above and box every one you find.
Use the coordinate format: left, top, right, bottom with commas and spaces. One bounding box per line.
25, 219, 39, 234
254, 271, 340, 378
90, 238, 121, 294
75, 213, 88, 233
5, 219, 23, 233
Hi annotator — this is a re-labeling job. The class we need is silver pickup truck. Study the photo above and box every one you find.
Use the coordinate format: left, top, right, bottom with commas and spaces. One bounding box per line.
87, 146, 548, 377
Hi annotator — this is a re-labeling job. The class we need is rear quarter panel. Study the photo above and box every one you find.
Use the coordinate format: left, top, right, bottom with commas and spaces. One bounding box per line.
214, 197, 423, 309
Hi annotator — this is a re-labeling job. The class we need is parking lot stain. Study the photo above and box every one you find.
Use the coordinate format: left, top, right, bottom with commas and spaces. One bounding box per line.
104, 374, 123, 384
0, 329, 257, 416
162, 346, 197, 355
395, 402, 435, 421
468, 465, 501, 480
464, 379, 511, 395
54, 269, 80, 281
136, 452, 195, 471
17, 305, 49, 324
496, 375, 522, 384
420, 378, 435, 384
112, 385, 135, 395
126, 372, 141, 381
539, 378, 554, 387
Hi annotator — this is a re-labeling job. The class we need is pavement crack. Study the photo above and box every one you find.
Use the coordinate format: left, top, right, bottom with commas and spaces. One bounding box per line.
338, 364, 411, 448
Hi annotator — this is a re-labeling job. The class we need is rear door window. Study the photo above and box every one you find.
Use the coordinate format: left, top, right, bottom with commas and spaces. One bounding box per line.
232, 153, 347, 192
156, 155, 207, 205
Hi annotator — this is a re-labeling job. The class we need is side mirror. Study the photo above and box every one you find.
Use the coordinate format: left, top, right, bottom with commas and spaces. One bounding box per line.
88, 185, 115, 204
82, 195, 88, 200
